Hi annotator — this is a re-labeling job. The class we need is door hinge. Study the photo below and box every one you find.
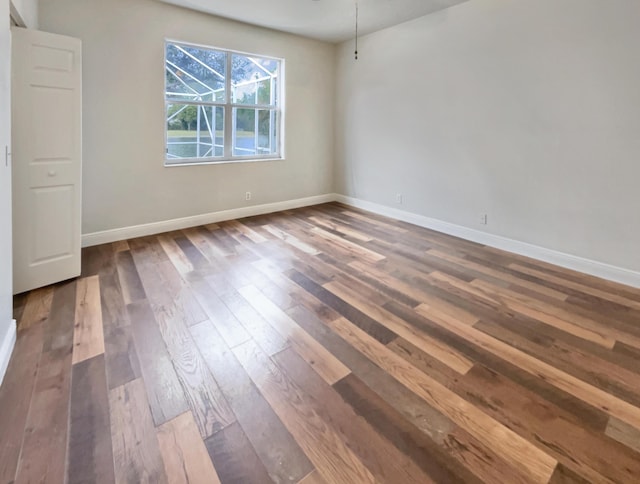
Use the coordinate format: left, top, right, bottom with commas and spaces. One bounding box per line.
5, 146, 10, 167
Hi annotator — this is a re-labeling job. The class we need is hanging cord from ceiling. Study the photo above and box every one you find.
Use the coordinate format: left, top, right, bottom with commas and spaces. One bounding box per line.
355, 1, 359, 60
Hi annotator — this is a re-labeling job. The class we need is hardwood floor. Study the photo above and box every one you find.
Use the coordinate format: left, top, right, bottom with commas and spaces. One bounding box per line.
2, 202, 640, 483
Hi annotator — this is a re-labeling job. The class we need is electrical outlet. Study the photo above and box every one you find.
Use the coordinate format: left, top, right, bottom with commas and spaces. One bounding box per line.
245, 191, 252, 201
395, 193, 403, 204
480, 213, 488, 225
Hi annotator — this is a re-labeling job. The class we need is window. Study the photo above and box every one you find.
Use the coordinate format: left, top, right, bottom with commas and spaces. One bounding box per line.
165, 41, 283, 165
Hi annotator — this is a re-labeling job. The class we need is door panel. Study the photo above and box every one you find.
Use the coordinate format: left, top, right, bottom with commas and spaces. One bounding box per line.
12, 27, 82, 293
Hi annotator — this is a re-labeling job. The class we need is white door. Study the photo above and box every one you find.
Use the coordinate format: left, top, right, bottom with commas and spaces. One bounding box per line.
12, 27, 82, 294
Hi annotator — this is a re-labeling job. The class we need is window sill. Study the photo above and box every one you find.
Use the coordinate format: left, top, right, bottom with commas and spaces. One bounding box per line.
164, 157, 285, 168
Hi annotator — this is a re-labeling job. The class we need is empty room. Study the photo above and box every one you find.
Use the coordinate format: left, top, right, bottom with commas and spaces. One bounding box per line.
1, 0, 640, 482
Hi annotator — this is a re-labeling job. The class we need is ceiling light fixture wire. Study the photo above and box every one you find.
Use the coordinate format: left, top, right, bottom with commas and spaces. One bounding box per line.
355, 1, 359, 60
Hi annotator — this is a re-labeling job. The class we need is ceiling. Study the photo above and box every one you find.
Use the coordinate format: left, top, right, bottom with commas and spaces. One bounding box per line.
158, 0, 469, 43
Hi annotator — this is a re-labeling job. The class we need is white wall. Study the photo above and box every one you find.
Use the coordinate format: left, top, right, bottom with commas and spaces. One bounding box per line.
1, 0, 15, 383
39, 0, 335, 235
9, 0, 37, 28
335, 0, 640, 273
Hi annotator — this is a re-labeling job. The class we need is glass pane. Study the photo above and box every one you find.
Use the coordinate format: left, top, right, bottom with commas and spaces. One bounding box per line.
231, 53, 279, 106
257, 109, 278, 155
167, 103, 224, 160
165, 43, 226, 103
232, 108, 278, 157
233, 108, 256, 156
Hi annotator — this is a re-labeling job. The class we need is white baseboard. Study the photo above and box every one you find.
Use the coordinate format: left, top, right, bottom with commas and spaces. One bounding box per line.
335, 194, 640, 289
82, 194, 335, 247
0, 320, 17, 387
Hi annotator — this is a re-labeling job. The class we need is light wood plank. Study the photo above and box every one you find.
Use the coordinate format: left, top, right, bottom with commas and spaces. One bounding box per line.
18, 286, 54, 330
225, 219, 268, 243
310, 227, 385, 263
263, 224, 321, 255
157, 412, 221, 484
73, 276, 106, 364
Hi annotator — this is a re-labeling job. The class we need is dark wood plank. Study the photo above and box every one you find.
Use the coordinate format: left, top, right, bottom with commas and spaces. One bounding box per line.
67, 354, 114, 484
205, 422, 272, 484
115, 250, 147, 304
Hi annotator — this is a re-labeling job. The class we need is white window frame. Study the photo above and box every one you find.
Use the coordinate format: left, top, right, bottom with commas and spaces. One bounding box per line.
164, 39, 285, 166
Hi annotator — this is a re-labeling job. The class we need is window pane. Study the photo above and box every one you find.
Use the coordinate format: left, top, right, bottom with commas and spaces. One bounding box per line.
232, 108, 278, 157
231, 53, 278, 106
165, 43, 226, 103
233, 108, 256, 156
257, 109, 278, 155
167, 103, 224, 161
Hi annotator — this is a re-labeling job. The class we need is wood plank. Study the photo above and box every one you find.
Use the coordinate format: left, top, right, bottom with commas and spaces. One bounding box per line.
461, 275, 616, 348
310, 227, 385, 263
308, 215, 372, 242
127, 300, 188, 426
288, 270, 397, 344
204, 421, 271, 484
333, 373, 483, 484
427, 248, 569, 301
208, 275, 289, 356
112, 239, 130, 252
238, 284, 351, 385
191, 320, 313, 483
451, 364, 640, 483
17, 285, 54, 330
324, 279, 474, 374
263, 224, 321, 255
273, 347, 435, 483
414, 302, 640, 431
44, 280, 77, 352
157, 412, 221, 484
115, 250, 146, 304
233, 339, 376, 484
384, 299, 611, 432
190, 277, 251, 347
174, 235, 209, 270
225, 219, 268, 243
14, 347, 72, 484
73, 276, 106, 364
158, 234, 194, 274
509, 263, 640, 310
109, 379, 168, 484
326, 316, 558, 484
606, 417, 640, 453
0, 324, 43, 483
67, 354, 114, 484
151, 295, 236, 438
